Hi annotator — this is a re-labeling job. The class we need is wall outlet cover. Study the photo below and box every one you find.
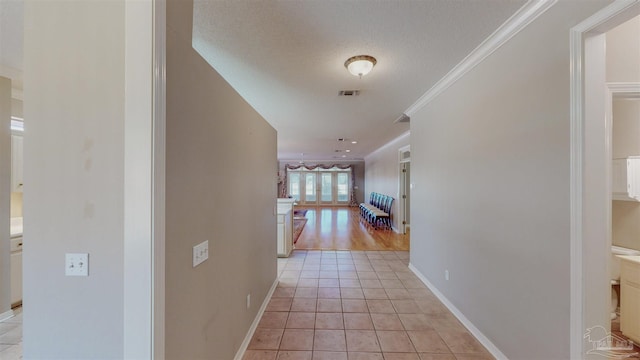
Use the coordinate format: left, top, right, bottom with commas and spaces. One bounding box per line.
193, 240, 209, 267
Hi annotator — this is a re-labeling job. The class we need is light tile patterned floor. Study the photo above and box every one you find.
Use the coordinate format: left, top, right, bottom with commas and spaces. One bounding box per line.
0, 307, 22, 360
244, 250, 494, 360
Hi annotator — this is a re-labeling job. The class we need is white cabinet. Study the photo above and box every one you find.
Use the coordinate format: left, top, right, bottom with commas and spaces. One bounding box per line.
276, 198, 296, 257
620, 257, 640, 344
10, 236, 23, 306
612, 157, 640, 201
277, 210, 293, 257
11, 134, 23, 192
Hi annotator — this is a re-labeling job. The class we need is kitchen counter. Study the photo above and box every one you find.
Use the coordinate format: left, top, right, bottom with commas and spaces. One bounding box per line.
10, 217, 23, 238
277, 205, 293, 215
277, 198, 296, 215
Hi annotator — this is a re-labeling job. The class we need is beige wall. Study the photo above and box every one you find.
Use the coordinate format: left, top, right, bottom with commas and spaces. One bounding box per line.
409, 2, 609, 358
11, 98, 22, 118
609, 14, 640, 252
612, 99, 640, 251
613, 201, 640, 251
165, 0, 278, 358
23, 0, 126, 357
0, 77, 11, 316
612, 99, 640, 159
22, 0, 276, 357
364, 132, 410, 232
10, 100, 23, 217
10, 192, 21, 218
606, 14, 640, 82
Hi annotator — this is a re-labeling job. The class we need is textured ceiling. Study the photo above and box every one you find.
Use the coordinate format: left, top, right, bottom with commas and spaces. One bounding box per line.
0, 0, 527, 160
192, 0, 526, 161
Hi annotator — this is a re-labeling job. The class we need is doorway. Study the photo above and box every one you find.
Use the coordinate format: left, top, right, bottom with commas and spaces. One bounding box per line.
571, 1, 640, 357
398, 146, 411, 234
287, 168, 351, 206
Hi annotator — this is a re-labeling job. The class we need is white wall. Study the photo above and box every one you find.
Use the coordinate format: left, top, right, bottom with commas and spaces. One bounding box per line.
23, 1, 126, 357
22, 1, 277, 357
165, 0, 278, 358
606, 14, 640, 82
364, 132, 410, 231
408, 1, 609, 358
0, 77, 11, 317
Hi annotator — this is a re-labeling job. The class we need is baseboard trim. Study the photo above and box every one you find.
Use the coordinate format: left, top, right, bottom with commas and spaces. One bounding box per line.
0, 309, 15, 322
234, 278, 279, 360
408, 263, 508, 359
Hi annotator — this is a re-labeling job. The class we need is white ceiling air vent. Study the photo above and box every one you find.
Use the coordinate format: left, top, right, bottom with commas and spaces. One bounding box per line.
394, 113, 410, 124
338, 90, 360, 97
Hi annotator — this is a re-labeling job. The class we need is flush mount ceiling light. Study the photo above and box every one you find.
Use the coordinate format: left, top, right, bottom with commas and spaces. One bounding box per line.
344, 55, 377, 78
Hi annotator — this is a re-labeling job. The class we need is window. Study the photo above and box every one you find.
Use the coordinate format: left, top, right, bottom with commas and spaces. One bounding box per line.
287, 166, 351, 205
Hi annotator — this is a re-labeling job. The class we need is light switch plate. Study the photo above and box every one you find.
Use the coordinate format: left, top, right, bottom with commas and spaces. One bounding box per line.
193, 240, 209, 267
66, 253, 89, 276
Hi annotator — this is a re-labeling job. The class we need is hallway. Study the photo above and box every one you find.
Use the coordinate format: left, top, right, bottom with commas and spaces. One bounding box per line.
244, 250, 493, 360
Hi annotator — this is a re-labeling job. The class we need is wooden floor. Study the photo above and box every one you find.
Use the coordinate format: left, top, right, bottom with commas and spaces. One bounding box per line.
294, 207, 410, 251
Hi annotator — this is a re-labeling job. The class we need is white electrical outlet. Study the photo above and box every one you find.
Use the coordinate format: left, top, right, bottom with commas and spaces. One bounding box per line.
247, 294, 251, 309
66, 253, 89, 276
445, 270, 450, 281
193, 240, 209, 267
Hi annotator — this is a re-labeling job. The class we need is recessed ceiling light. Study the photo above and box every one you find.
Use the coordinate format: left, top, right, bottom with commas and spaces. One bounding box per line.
341, 155, 347, 158
345, 150, 351, 153
351, 141, 357, 144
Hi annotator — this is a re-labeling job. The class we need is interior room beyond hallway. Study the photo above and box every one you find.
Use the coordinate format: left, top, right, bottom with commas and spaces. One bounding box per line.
293, 207, 409, 251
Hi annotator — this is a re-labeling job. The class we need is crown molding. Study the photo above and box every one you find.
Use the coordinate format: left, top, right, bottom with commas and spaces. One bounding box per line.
404, 0, 557, 117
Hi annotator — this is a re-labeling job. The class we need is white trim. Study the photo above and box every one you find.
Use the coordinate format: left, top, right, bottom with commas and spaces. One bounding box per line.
0, 310, 14, 322
569, 2, 640, 359
404, 0, 557, 117
397, 147, 410, 235
408, 264, 508, 359
234, 279, 279, 360
123, 0, 166, 357
398, 144, 411, 164
152, 0, 167, 358
569, 21, 584, 360
608, 82, 640, 98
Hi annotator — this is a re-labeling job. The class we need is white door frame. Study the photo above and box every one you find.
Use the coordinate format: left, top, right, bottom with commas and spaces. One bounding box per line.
123, 0, 166, 358
288, 169, 352, 206
570, 1, 640, 358
398, 145, 410, 234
